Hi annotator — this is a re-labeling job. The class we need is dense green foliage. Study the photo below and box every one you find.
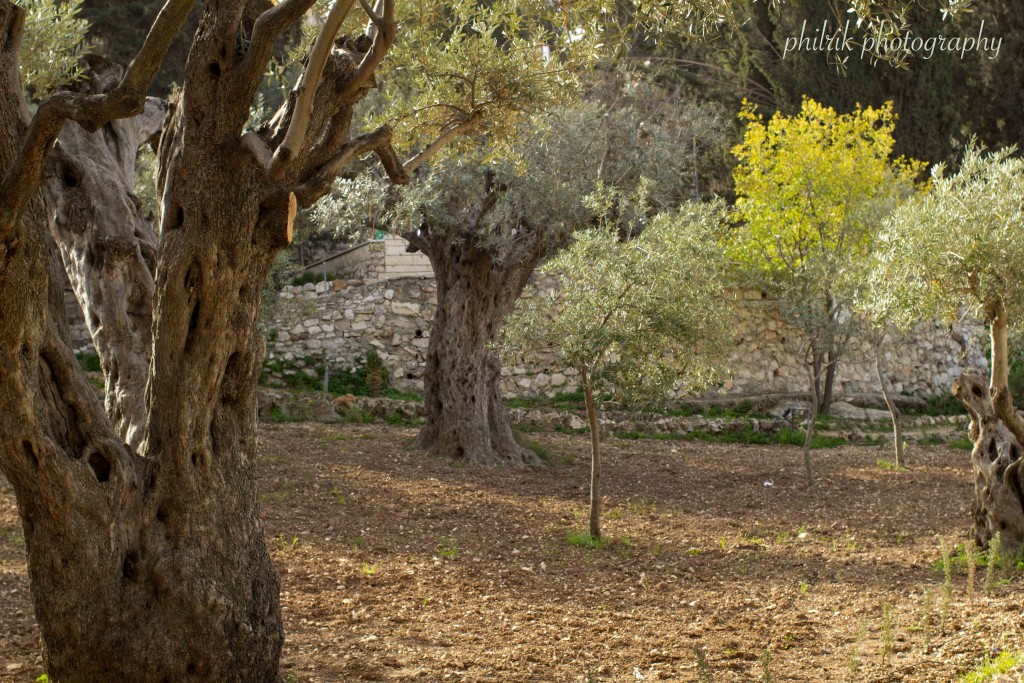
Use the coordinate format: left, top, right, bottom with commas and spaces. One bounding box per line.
16, 0, 92, 99
869, 145, 1024, 328
727, 97, 921, 407
507, 198, 729, 402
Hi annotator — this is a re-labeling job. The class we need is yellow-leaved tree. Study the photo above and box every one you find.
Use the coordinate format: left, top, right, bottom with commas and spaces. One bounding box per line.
727, 97, 923, 483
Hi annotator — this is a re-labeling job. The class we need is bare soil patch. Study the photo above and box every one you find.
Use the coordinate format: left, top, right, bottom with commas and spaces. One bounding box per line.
1, 424, 1021, 682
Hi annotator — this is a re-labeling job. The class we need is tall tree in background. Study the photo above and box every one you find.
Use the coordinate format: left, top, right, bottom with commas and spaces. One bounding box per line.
727, 98, 921, 428
326, 91, 729, 465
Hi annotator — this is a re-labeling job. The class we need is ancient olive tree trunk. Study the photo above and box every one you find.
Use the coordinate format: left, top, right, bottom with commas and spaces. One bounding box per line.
0, 0, 413, 679
952, 370, 1024, 554
46, 62, 166, 451
410, 234, 540, 466
950, 300, 1024, 554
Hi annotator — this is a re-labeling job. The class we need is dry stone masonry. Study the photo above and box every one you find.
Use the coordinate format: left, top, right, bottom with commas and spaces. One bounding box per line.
260, 272, 985, 400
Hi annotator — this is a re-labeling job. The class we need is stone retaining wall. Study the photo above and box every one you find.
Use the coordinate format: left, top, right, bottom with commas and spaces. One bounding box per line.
262, 274, 986, 400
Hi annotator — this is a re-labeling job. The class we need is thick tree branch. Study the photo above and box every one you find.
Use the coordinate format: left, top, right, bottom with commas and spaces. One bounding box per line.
335, 0, 396, 102
241, 131, 274, 172
404, 111, 484, 174
235, 0, 318, 94
267, 0, 358, 181
294, 124, 408, 204
359, 0, 385, 36
0, 3, 29, 126
0, 0, 196, 231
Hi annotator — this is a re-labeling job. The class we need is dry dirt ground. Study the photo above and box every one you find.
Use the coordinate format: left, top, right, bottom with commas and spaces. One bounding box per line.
1, 424, 1022, 682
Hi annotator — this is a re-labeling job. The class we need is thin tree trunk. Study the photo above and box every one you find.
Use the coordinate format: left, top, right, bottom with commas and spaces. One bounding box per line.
803, 358, 819, 487
412, 232, 542, 466
874, 334, 906, 468
820, 348, 838, 415
582, 367, 602, 539
811, 351, 823, 413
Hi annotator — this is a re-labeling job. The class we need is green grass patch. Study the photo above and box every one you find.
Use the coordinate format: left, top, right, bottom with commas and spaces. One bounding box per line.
506, 390, 589, 411
567, 532, 610, 550
615, 426, 846, 449
948, 435, 974, 451
75, 351, 101, 373
877, 459, 906, 472
904, 394, 967, 417
960, 651, 1023, 683
260, 355, 421, 401
267, 406, 301, 423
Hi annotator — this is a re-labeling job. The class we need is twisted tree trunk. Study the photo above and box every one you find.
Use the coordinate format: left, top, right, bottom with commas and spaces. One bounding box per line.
952, 370, 1024, 554
0, 0, 414, 678
45, 62, 166, 450
410, 232, 541, 466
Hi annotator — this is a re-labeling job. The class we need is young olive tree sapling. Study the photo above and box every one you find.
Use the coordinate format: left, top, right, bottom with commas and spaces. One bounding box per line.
506, 194, 728, 539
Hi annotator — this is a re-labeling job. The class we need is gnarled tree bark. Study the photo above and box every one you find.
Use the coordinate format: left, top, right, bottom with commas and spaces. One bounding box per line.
407, 230, 541, 466
45, 60, 166, 451
952, 370, 1024, 554
0, 0, 421, 679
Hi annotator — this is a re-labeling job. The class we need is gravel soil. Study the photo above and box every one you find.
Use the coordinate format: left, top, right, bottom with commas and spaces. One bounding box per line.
1, 422, 1021, 682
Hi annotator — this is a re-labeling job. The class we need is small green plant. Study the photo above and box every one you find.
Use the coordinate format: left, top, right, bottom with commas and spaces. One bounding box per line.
361, 562, 380, 575
350, 535, 365, 552
939, 537, 953, 630
759, 648, 773, 683
846, 621, 868, 682
567, 532, 609, 550
960, 651, 1024, 683
274, 534, 301, 551
799, 580, 810, 595
514, 431, 553, 462
606, 506, 624, 520
876, 458, 905, 472
268, 406, 300, 423
438, 538, 459, 560
985, 533, 1002, 594
880, 603, 896, 670
694, 644, 714, 683
36, 676, 50, 683
364, 349, 387, 397
331, 486, 346, 506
